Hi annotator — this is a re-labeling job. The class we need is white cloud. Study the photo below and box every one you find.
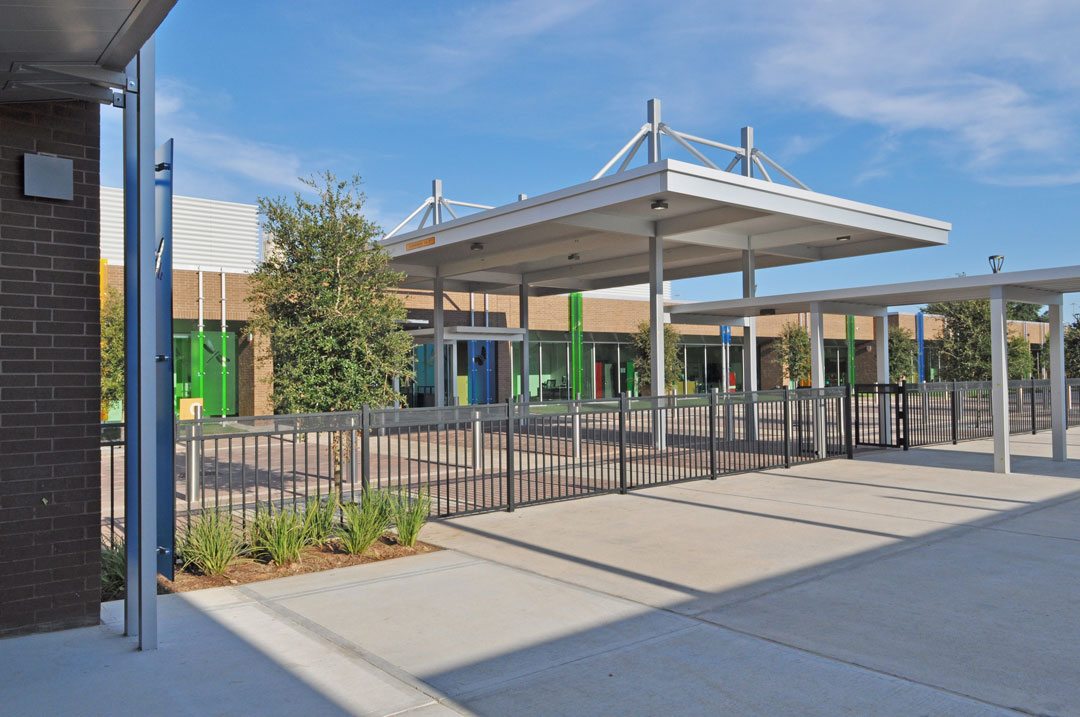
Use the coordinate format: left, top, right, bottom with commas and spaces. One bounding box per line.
750, 0, 1080, 184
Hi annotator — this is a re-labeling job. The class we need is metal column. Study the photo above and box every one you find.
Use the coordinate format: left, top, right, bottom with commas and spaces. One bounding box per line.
649, 233, 665, 448
519, 282, 530, 404
809, 303, 826, 458
433, 274, 445, 407
122, 37, 159, 650
742, 249, 758, 439
874, 314, 891, 445
1049, 300, 1067, 462
989, 287, 1011, 473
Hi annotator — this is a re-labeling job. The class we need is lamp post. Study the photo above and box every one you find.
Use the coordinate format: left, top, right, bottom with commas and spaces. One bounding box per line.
989, 255, 1005, 273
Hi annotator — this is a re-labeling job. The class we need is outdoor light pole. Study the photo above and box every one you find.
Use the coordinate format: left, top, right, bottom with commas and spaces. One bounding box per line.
989, 255, 1005, 273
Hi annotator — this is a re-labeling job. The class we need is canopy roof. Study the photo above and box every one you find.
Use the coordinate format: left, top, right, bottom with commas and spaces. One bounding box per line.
669, 265, 1080, 323
385, 159, 950, 297
0, 0, 174, 104
407, 326, 526, 344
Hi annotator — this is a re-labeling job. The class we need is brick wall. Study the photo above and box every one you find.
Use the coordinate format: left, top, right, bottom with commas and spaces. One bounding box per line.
0, 101, 101, 636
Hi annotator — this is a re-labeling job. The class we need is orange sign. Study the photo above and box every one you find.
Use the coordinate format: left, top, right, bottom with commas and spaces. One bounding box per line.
405, 236, 436, 251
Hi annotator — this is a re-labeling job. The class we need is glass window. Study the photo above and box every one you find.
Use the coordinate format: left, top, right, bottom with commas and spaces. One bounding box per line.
539, 341, 569, 400
593, 343, 620, 398
684, 344, 706, 394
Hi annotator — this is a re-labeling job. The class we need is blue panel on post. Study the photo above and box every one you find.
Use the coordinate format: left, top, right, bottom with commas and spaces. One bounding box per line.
915, 311, 926, 383
155, 140, 175, 579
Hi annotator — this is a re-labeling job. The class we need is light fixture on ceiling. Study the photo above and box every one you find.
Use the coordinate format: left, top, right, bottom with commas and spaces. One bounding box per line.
567, 253, 581, 261
470, 242, 484, 252
651, 199, 669, 211
989, 254, 1004, 273
835, 235, 851, 242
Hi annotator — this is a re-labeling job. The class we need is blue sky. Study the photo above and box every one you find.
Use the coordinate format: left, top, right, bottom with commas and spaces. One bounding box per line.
101, 0, 1080, 310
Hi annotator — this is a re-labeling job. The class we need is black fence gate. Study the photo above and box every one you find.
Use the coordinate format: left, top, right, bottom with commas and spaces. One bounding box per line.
852, 383, 905, 448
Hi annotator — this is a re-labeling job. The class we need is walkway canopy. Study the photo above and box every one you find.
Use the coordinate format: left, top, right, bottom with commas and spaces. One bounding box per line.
669, 265, 1080, 473
384, 99, 951, 409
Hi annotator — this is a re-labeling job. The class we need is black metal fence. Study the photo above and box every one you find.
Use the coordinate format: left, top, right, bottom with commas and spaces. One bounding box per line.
99, 380, 1080, 537
100, 387, 849, 536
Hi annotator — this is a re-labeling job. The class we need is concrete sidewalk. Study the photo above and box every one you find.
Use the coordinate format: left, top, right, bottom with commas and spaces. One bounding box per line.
3, 430, 1079, 715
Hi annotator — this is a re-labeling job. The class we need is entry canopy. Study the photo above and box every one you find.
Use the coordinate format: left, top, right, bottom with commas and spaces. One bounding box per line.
385, 151, 950, 297
669, 265, 1080, 323
407, 326, 526, 344
0, 0, 175, 104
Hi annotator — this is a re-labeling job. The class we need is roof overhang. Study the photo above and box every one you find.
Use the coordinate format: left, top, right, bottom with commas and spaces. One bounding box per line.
668, 266, 1080, 325
384, 159, 950, 296
407, 326, 527, 344
0, 0, 175, 104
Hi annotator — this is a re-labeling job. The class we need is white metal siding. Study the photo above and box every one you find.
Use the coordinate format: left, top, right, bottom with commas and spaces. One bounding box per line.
100, 186, 260, 274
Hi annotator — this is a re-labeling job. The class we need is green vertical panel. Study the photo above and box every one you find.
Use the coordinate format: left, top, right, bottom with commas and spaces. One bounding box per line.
845, 315, 856, 386
569, 292, 584, 398
191, 330, 205, 401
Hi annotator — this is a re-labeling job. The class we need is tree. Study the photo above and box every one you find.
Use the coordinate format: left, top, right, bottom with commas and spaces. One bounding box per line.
249, 173, 415, 414
889, 325, 917, 383
776, 322, 811, 386
1066, 315, 1080, 378
926, 300, 1037, 380
1007, 302, 1045, 322
100, 286, 125, 418
632, 322, 683, 395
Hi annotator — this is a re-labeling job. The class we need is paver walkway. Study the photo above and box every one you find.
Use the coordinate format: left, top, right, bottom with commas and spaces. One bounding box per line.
4, 430, 1079, 716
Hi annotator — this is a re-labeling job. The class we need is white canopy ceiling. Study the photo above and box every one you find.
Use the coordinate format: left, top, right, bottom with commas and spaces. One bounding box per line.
669, 265, 1080, 323
384, 159, 950, 297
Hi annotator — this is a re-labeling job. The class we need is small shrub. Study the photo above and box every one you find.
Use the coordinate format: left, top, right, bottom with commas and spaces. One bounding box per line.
338, 491, 392, 555
179, 511, 243, 576
249, 506, 306, 565
101, 538, 125, 601
302, 493, 339, 547
391, 491, 430, 547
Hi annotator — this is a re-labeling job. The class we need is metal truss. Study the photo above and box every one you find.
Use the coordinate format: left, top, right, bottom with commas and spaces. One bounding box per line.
384, 178, 495, 239
0, 62, 130, 106
593, 99, 810, 190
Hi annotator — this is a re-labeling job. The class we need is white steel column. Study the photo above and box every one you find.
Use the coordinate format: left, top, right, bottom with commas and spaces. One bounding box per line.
989, 287, 1011, 473
646, 98, 661, 162
1049, 300, 1067, 462
519, 282, 530, 405
742, 249, 758, 439
809, 303, 826, 458
649, 233, 665, 448
874, 314, 892, 444
433, 275, 445, 407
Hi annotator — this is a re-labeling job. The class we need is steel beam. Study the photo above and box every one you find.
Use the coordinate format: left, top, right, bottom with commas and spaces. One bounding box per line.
519, 283, 530, 405
874, 314, 892, 445
809, 303, 826, 457
433, 274, 445, 407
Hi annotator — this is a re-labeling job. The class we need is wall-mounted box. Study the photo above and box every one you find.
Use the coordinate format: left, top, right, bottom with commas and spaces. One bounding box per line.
23, 153, 74, 200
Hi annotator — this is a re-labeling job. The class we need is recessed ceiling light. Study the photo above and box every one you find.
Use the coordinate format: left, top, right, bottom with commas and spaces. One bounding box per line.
567, 253, 580, 261
835, 235, 851, 242
470, 242, 484, 252
651, 199, 669, 211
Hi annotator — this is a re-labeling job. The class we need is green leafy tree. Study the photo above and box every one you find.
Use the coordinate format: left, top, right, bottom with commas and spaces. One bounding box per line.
249, 173, 415, 413
632, 322, 684, 395
926, 300, 1037, 380
1066, 315, 1080, 378
1007, 302, 1044, 322
776, 321, 811, 386
889, 325, 917, 383
100, 287, 125, 417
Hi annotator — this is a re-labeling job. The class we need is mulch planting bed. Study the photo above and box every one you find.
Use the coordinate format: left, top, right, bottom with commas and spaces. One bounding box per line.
152, 537, 440, 595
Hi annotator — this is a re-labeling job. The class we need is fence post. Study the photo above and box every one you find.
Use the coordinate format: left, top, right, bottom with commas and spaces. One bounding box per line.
186, 403, 203, 500
950, 381, 959, 444
844, 384, 854, 459
360, 405, 370, 495
708, 388, 718, 478
618, 392, 628, 494
1030, 377, 1038, 435
472, 409, 482, 470
900, 381, 909, 450
506, 398, 515, 512
783, 387, 792, 468
572, 394, 581, 463
349, 413, 358, 498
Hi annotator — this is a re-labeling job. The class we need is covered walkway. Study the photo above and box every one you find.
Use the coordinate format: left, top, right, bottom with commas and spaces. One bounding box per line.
6, 430, 1080, 716
671, 265, 1080, 473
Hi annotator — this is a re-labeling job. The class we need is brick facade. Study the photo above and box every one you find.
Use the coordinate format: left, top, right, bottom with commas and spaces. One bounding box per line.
0, 101, 101, 637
